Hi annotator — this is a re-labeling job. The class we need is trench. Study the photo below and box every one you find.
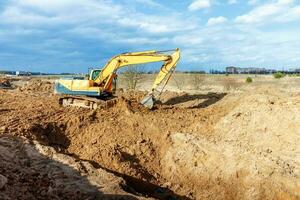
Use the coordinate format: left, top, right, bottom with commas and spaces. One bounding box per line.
30, 122, 190, 199
86, 159, 191, 200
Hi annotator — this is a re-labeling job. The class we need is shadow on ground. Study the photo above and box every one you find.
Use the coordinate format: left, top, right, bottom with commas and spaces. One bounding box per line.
161, 92, 227, 108
86, 160, 192, 200
0, 135, 141, 200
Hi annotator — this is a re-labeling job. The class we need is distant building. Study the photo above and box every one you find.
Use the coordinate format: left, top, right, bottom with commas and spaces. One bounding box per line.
226, 66, 238, 74
226, 66, 276, 74
16, 71, 31, 76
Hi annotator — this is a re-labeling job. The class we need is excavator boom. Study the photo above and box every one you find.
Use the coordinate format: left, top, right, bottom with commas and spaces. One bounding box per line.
94, 49, 180, 92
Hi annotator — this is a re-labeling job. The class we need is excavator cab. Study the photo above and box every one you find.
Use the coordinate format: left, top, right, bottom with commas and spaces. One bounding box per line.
90, 69, 101, 81
89, 69, 117, 94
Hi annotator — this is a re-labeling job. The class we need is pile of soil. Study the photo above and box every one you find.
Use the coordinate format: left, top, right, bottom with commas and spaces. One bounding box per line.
160, 88, 300, 199
19, 79, 54, 93
0, 84, 299, 199
0, 79, 12, 88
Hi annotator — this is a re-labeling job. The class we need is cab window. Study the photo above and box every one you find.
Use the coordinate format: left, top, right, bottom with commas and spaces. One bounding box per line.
91, 70, 101, 81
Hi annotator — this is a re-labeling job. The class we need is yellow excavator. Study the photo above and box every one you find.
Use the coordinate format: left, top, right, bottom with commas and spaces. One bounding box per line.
54, 48, 180, 109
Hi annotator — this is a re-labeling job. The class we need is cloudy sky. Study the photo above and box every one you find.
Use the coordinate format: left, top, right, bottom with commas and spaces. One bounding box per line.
0, 0, 300, 73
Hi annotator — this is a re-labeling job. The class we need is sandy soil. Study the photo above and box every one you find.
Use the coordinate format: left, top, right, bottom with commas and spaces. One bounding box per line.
0, 76, 299, 199
0, 135, 149, 200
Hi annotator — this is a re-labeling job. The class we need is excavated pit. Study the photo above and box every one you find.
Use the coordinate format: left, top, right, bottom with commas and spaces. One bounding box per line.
0, 79, 299, 200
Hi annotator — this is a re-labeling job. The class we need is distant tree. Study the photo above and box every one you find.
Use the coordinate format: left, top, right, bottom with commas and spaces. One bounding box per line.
246, 77, 253, 83
192, 74, 206, 90
122, 65, 145, 90
273, 72, 285, 79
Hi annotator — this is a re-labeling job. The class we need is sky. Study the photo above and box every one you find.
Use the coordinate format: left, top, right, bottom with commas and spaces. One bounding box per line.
0, 0, 300, 73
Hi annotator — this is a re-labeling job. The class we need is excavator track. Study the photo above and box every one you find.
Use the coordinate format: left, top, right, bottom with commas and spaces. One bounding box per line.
59, 96, 118, 110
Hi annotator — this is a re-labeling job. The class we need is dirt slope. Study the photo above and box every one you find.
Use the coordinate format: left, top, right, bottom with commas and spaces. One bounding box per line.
0, 135, 150, 200
0, 79, 299, 199
160, 87, 300, 199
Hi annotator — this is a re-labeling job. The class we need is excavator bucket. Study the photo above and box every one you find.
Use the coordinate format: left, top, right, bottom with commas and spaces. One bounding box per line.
141, 94, 155, 109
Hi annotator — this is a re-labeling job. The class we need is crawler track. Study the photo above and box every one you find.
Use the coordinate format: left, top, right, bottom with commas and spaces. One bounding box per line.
59, 96, 118, 109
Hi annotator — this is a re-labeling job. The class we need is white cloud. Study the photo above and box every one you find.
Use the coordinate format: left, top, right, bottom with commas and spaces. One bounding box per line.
235, 5, 281, 24
0, 0, 195, 34
206, 16, 227, 26
235, 0, 296, 24
117, 15, 196, 34
172, 34, 203, 46
248, 0, 293, 6
248, 0, 259, 5
228, 0, 237, 5
18, 0, 122, 16
134, 0, 161, 7
118, 18, 170, 33
164, 21, 300, 69
276, 6, 300, 22
69, 27, 170, 45
277, 0, 294, 5
189, 0, 211, 11
0, 0, 122, 26
1, 7, 58, 26
1, 0, 300, 71
117, 37, 169, 45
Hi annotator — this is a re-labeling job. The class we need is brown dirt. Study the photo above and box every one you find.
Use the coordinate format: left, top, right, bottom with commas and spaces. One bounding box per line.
18, 79, 54, 93
0, 79, 299, 199
0, 135, 150, 200
0, 78, 12, 88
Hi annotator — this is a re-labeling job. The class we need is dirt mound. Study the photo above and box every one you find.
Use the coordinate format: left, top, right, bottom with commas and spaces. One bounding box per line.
19, 79, 54, 93
157, 89, 300, 200
0, 79, 12, 88
212, 89, 300, 199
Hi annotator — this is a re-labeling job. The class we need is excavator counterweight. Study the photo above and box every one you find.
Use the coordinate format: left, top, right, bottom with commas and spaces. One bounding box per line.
54, 48, 180, 109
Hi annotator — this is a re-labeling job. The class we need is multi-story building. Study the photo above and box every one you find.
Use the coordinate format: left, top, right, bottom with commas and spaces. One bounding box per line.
226, 67, 276, 74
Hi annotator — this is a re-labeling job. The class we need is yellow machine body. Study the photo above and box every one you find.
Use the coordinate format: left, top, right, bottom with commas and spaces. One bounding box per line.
54, 49, 180, 108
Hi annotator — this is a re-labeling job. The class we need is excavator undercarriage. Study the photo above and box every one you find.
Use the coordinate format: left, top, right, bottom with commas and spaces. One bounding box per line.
59, 96, 118, 109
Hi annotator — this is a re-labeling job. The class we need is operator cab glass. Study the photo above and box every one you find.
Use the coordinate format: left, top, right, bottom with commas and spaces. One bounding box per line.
90, 69, 117, 92
90, 69, 102, 81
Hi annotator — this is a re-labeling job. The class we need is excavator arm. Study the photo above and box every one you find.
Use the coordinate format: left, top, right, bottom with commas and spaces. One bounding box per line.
93, 49, 180, 94
151, 49, 180, 92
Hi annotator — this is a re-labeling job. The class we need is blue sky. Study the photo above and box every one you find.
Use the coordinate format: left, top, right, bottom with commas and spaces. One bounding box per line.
0, 0, 300, 73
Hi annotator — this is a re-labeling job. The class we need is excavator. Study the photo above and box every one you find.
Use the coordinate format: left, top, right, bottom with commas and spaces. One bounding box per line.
54, 48, 180, 109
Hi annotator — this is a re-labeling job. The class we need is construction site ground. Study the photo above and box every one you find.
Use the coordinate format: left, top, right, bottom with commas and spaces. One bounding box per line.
0, 75, 299, 200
